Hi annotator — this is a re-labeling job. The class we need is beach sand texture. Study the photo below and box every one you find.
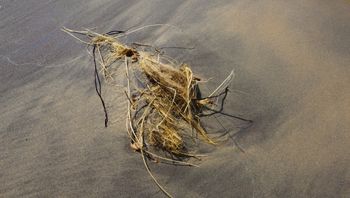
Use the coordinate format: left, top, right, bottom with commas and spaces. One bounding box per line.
1, 0, 349, 197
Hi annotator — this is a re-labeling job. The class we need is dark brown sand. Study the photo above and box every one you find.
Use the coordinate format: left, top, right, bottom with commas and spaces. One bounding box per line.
1, 0, 349, 197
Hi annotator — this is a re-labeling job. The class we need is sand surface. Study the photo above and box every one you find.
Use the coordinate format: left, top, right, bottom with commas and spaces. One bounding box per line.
1, 0, 350, 197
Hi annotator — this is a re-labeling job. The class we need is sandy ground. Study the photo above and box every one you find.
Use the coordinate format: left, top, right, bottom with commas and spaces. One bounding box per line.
1, 0, 350, 197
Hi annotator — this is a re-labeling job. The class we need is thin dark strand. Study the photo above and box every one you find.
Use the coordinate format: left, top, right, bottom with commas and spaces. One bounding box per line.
213, 115, 246, 153
132, 42, 154, 48
198, 87, 229, 116
106, 30, 125, 35
205, 109, 253, 123
93, 47, 101, 93
132, 42, 194, 52
123, 91, 134, 106
192, 87, 228, 100
199, 87, 253, 123
233, 138, 246, 153
212, 115, 230, 138
159, 46, 194, 50
133, 104, 148, 119
93, 45, 109, 127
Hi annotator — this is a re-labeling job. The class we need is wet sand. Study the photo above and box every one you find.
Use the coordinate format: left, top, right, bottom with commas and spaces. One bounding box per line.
1, 0, 349, 197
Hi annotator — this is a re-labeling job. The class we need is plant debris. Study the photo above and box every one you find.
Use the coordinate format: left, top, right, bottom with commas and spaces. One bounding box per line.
62, 26, 252, 197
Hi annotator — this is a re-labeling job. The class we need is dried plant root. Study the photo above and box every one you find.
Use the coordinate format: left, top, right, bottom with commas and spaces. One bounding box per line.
62, 26, 249, 197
